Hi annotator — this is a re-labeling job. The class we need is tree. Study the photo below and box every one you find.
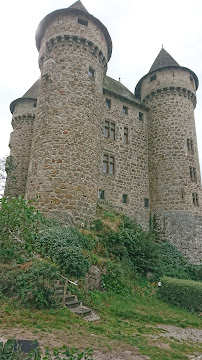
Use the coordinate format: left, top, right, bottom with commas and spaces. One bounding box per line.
0, 156, 6, 197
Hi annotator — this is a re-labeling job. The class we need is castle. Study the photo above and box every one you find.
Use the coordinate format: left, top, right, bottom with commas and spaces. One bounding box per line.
5, 1, 202, 263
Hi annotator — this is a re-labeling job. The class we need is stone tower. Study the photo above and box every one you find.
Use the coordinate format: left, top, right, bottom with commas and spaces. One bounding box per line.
135, 48, 202, 260
25, 1, 112, 222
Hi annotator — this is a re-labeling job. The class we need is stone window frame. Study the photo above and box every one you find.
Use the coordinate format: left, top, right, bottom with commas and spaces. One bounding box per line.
78, 18, 88, 26
123, 126, 129, 144
122, 105, 128, 115
139, 112, 144, 121
144, 198, 149, 208
122, 194, 128, 204
105, 98, 111, 109
88, 66, 95, 80
189, 166, 197, 181
150, 74, 156, 82
187, 138, 194, 154
103, 154, 115, 175
192, 193, 199, 206
98, 190, 105, 200
104, 120, 115, 140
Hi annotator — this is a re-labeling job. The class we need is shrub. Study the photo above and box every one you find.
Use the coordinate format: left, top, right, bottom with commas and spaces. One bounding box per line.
159, 276, 202, 312
55, 246, 90, 278
102, 260, 132, 294
0, 260, 59, 309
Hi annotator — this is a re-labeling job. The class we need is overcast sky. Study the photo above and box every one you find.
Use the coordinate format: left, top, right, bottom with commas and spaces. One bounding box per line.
0, 0, 202, 172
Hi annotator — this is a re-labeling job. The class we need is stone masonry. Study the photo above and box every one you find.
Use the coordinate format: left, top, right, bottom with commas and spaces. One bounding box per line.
5, 1, 202, 263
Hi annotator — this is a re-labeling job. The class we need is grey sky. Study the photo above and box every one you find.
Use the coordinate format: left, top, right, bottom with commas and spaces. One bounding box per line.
1, 0, 202, 172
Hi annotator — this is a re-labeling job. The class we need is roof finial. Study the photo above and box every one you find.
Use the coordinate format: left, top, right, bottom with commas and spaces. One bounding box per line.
162, 44, 163, 49
119, 77, 121, 83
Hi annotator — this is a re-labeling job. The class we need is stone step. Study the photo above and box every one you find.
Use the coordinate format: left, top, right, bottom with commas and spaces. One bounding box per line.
70, 305, 92, 317
65, 300, 81, 309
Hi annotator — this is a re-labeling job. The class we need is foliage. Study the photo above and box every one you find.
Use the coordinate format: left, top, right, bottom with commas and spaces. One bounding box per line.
104, 218, 159, 275
36, 222, 93, 278
0, 156, 6, 197
160, 276, 202, 312
0, 340, 93, 360
0, 260, 59, 309
102, 260, 133, 294
0, 196, 42, 256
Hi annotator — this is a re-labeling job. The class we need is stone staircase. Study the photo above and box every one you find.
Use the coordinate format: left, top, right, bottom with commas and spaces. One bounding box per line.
55, 282, 100, 321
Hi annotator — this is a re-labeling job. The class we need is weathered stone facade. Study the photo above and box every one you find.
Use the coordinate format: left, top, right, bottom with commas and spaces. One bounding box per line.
5, 1, 202, 262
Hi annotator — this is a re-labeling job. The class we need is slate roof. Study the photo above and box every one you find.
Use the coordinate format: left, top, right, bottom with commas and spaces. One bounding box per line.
22, 79, 40, 99
149, 47, 179, 72
69, 0, 88, 13
104, 76, 135, 101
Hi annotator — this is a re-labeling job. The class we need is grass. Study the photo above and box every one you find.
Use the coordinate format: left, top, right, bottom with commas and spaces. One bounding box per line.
0, 289, 202, 360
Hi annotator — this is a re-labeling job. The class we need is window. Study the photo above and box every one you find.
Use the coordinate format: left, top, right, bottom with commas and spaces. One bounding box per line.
187, 138, 194, 154
34, 103, 37, 108
78, 18, 88, 26
139, 112, 143, 121
104, 121, 115, 140
122, 105, 128, 115
192, 193, 199, 206
122, 194, 128, 204
150, 74, 156, 82
190, 167, 197, 181
124, 127, 129, 144
105, 98, 111, 109
88, 67, 95, 79
144, 198, 149, 208
98, 190, 104, 200
103, 154, 115, 174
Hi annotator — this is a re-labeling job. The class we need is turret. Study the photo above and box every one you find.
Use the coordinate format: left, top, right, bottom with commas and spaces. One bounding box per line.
135, 48, 202, 262
4, 81, 39, 197
25, 1, 112, 222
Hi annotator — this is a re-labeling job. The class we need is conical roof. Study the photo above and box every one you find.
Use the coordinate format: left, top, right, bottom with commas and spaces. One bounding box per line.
149, 47, 179, 72
22, 79, 40, 99
68, 0, 88, 13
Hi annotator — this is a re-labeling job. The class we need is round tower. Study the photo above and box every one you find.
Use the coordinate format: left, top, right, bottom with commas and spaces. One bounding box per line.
135, 48, 202, 262
26, 1, 112, 222
4, 81, 39, 197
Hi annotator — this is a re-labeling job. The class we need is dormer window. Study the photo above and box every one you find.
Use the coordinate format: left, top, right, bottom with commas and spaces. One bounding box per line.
78, 18, 88, 26
150, 74, 156, 82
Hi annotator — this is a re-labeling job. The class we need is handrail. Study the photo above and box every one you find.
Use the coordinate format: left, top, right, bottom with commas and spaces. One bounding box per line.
58, 274, 77, 305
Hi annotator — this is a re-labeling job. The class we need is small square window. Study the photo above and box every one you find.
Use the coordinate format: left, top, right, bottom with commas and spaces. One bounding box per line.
139, 112, 143, 121
105, 98, 111, 108
192, 193, 199, 206
144, 198, 149, 208
122, 105, 128, 115
88, 67, 95, 79
78, 18, 88, 26
98, 190, 104, 200
124, 127, 129, 144
150, 74, 156, 82
122, 194, 128, 204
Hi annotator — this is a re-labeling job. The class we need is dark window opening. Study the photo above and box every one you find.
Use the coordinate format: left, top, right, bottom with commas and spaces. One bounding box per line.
190, 167, 197, 181
122, 105, 128, 115
187, 138, 194, 154
34, 103, 37, 108
190, 76, 193, 82
139, 112, 143, 121
124, 127, 129, 144
78, 18, 88, 26
150, 74, 156, 82
105, 98, 111, 108
98, 190, 104, 200
144, 198, 149, 208
192, 193, 199, 206
103, 154, 115, 175
104, 121, 115, 140
88, 66, 95, 79
122, 194, 128, 204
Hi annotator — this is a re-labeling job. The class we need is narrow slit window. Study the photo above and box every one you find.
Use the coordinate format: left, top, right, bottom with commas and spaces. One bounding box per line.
98, 190, 104, 199
122, 105, 128, 115
88, 66, 95, 79
124, 127, 129, 144
187, 138, 194, 154
105, 98, 111, 109
192, 193, 199, 206
139, 112, 143, 121
144, 198, 149, 208
122, 194, 128, 204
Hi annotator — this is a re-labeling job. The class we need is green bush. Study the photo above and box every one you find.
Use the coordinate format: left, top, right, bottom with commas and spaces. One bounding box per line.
159, 276, 202, 312
0, 260, 59, 309
104, 220, 159, 274
102, 260, 132, 294
55, 246, 90, 278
